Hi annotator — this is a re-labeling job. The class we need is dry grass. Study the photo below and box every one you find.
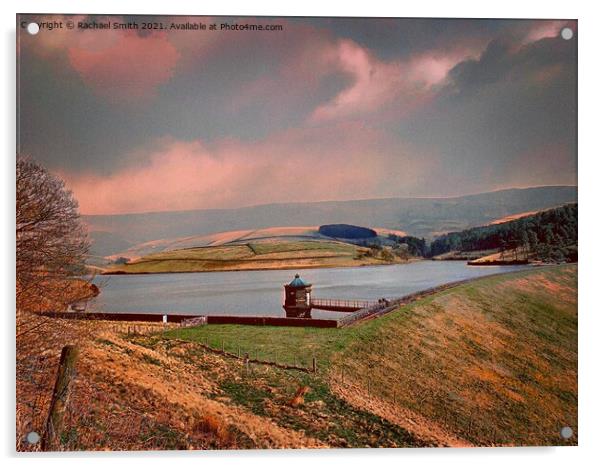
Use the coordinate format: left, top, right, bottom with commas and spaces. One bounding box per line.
23, 325, 424, 450
328, 265, 577, 446
487, 211, 540, 225
193, 414, 233, 445
288, 386, 311, 407
16, 279, 101, 451
47, 331, 325, 450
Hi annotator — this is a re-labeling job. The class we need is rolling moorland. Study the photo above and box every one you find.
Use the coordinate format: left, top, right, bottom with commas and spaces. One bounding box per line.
102, 203, 577, 274
102, 226, 415, 274
103, 240, 405, 274
46, 265, 576, 449
85, 186, 577, 257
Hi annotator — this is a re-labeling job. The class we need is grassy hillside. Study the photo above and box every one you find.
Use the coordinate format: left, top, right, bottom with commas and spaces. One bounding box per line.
104, 239, 404, 274
52, 323, 429, 450
85, 186, 577, 256
104, 225, 408, 261
154, 265, 577, 446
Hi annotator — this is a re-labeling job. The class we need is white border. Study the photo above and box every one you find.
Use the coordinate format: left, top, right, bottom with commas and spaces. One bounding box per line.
2, 1, 601, 465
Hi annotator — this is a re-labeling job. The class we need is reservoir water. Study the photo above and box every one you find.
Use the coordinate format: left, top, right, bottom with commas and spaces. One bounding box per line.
90, 261, 529, 319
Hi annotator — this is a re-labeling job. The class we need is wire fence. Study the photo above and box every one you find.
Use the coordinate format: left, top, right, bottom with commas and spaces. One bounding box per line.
166, 337, 318, 374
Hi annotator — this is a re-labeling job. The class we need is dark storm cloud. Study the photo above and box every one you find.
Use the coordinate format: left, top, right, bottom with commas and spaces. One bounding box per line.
392, 30, 576, 195
18, 51, 159, 174
445, 32, 575, 96
311, 17, 514, 61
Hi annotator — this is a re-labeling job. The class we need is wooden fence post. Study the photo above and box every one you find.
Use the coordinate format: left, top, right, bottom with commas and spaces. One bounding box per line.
312, 357, 317, 373
41, 345, 79, 451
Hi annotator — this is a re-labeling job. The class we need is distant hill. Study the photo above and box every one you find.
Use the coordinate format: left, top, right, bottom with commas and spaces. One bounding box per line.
104, 225, 407, 261
84, 186, 577, 257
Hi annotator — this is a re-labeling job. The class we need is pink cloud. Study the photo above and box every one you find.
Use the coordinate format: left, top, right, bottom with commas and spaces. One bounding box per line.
22, 15, 201, 102
310, 40, 398, 121
522, 20, 567, 44
24, 16, 327, 106
67, 31, 179, 101
61, 123, 432, 215
310, 39, 481, 123
219, 23, 484, 124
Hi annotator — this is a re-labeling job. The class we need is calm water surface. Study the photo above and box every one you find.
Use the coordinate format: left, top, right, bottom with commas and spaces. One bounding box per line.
90, 261, 530, 319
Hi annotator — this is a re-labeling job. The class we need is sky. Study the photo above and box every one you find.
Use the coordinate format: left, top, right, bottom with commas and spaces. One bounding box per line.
17, 15, 577, 215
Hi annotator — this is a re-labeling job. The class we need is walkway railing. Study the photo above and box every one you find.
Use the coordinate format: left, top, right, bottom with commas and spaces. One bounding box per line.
310, 298, 378, 310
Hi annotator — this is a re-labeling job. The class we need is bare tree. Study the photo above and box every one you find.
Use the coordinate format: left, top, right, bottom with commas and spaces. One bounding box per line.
16, 157, 94, 450
16, 157, 91, 314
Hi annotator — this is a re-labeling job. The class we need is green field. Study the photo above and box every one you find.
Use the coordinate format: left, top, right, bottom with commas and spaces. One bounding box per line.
104, 239, 401, 274
157, 264, 577, 446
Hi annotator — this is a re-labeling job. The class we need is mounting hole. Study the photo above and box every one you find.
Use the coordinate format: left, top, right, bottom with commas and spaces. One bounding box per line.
26, 23, 40, 35
561, 27, 573, 40
560, 426, 573, 439
26, 431, 40, 444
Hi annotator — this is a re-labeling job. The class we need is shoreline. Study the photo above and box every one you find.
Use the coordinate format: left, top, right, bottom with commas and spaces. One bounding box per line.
100, 257, 425, 276
467, 259, 529, 266
98, 256, 560, 277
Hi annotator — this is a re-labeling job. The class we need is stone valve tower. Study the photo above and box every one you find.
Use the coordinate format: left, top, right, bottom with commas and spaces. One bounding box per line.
283, 274, 312, 318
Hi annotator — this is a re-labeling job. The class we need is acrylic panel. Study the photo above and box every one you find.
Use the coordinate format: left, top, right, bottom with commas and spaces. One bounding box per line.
16, 14, 577, 451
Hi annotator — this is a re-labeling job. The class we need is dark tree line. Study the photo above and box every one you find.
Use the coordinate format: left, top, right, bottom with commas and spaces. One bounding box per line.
387, 234, 429, 257
429, 204, 577, 262
319, 224, 377, 239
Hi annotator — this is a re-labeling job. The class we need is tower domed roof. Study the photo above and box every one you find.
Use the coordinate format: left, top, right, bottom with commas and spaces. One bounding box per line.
288, 274, 309, 287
